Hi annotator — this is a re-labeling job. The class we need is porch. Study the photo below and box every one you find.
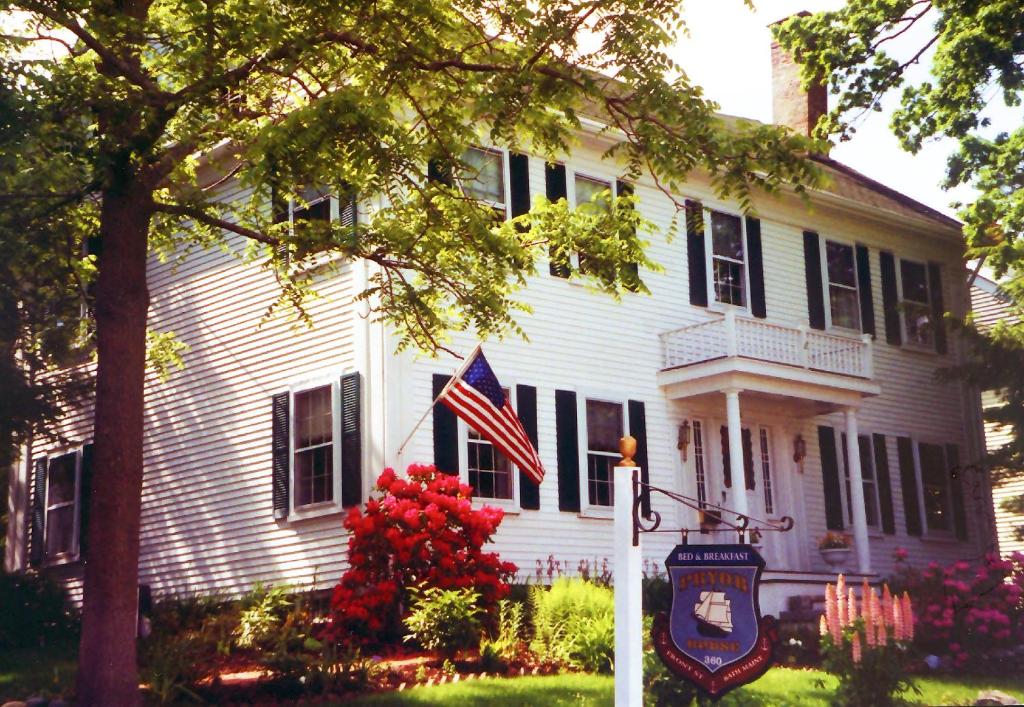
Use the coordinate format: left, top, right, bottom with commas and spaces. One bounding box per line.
656, 312, 881, 577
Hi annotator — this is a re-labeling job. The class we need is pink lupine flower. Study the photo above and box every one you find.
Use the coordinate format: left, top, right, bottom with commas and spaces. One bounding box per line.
878, 619, 888, 647
838, 574, 848, 627
848, 587, 858, 623
883, 584, 894, 627
893, 599, 903, 641
825, 583, 842, 644
819, 614, 828, 637
852, 631, 862, 664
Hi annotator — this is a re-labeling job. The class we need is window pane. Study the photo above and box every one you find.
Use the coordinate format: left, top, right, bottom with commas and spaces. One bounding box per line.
710, 212, 743, 260
293, 186, 332, 224
295, 445, 333, 506
825, 241, 856, 287
759, 429, 774, 515
295, 386, 332, 449
900, 260, 929, 303
46, 505, 75, 556
47, 454, 77, 505
693, 421, 707, 508
919, 443, 950, 531
903, 303, 933, 347
468, 439, 513, 501
829, 286, 861, 329
586, 400, 623, 453
463, 148, 504, 204
574, 175, 611, 211
713, 259, 745, 306
588, 454, 614, 506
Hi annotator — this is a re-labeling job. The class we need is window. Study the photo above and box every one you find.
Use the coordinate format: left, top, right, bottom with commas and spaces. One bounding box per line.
574, 174, 612, 212
918, 442, 951, 532
840, 434, 881, 528
759, 428, 774, 515
693, 420, 708, 509
899, 259, 933, 347
293, 385, 334, 508
466, 387, 514, 501
44, 452, 80, 559
824, 240, 860, 330
707, 210, 746, 307
461, 147, 507, 219
585, 399, 624, 507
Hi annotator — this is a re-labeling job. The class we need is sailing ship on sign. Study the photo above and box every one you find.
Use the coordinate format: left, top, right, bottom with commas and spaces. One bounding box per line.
693, 591, 733, 637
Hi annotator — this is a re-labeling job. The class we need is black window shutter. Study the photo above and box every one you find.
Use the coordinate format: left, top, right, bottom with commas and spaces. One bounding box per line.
803, 231, 826, 330
338, 184, 358, 232
872, 434, 896, 535
517, 384, 540, 510
340, 372, 362, 508
509, 152, 530, 220
686, 200, 707, 307
719, 426, 732, 489
79, 443, 95, 559
627, 400, 649, 518
742, 428, 756, 491
271, 392, 290, 520
928, 262, 947, 354
555, 389, 580, 512
29, 456, 47, 567
818, 426, 844, 530
947, 444, 967, 540
432, 374, 459, 475
880, 251, 902, 345
855, 245, 876, 337
427, 158, 452, 186
746, 217, 767, 319
897, 436, 921, 536
546, 163, 570, 278
617, 181, 641, 290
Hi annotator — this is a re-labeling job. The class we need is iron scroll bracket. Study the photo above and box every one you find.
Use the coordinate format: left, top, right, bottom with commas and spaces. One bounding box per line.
630, 471, 794, 547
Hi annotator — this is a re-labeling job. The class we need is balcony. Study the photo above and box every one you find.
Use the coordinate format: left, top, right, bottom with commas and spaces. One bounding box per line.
657, 311, 880, 414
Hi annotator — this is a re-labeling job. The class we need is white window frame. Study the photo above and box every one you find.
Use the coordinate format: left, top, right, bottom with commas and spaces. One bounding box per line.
896, 257, 935, 351
42, 447, 84, 565
912, 439, 956, 538
576, 392, 629, 518
460, 146, 510, 220
703, 207, 751, 312
819, 237, 862, 333
838, 433, 883, 532
564, 168, 620, 274
691, 418, 709, 510
289, 187, 341, 229
757, 426, 776, 517
457, 384, 520, 511
288, 373, 345, 519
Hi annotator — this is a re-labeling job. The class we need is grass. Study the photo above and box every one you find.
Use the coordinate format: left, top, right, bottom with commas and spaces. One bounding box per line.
339, 668, 1024, 707
4, 642, 1024, 706
0, 640, 77, 702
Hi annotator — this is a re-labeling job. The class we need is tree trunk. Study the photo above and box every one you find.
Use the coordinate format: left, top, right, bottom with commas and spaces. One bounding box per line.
76, 179, 152, 706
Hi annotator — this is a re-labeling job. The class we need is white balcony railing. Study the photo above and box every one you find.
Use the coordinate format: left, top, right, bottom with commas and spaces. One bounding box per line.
660, 311, 874, 379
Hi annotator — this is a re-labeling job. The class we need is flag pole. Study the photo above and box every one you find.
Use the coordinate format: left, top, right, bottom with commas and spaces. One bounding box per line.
395, 343, 482, 459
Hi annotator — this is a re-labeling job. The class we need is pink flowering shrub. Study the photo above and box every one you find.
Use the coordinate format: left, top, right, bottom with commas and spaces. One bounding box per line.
327, 465, 517, 647
890, 550, 1024, 669
818, 574, 918, 706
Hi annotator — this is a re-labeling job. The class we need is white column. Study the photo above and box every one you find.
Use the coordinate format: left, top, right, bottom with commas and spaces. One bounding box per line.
844, 407, 871, 574
614, 461, 643, 707
724, 388, 749, 521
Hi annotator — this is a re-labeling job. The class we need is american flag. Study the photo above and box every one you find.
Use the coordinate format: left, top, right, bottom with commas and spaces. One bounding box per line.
437, 347, 545, 485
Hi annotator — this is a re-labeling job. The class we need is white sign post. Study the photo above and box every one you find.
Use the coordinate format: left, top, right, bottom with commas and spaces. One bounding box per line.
614, 436, 643, 707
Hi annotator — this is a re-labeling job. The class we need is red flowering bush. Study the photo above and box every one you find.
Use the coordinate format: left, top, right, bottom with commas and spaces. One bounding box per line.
890, 549, 1024, 669
328, 465, 517, 647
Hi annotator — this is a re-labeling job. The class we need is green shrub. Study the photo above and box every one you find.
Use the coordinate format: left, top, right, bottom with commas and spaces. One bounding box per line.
529, 577, 615, 673
0, 572, 78, 649
480, 599, 526, 671
404, 585, 484, 659
235, 582, 293, 650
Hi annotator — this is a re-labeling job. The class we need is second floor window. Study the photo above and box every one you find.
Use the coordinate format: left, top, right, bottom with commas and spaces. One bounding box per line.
585, 399, 623, 507
899, 259, 933, 348
293, 385, 334, 507
462, 147, 506, 218
825, 240, 861, 330
709, 211, 746, 307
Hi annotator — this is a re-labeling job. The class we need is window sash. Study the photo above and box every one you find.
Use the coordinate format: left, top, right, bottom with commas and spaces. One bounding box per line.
44, 451, 80, 559
759, 428, 774, 515
840, 434, 881, 528
291, 383, 339, 510
899, 259, 934, 347
466, 386, 514, 501
705, 209, 747, 308
693, 420, 708, 509
462, 147, 507, 214
584, 398, 624, 508
918, 442, 951, 532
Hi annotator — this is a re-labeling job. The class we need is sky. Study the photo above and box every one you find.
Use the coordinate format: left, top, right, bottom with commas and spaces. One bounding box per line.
666, 0, 980, 219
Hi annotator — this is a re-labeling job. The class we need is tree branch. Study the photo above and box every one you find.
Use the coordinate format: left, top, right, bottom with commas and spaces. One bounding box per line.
152, 202, 278, 245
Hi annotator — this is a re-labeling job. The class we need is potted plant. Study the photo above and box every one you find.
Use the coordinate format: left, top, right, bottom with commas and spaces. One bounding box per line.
818, 532, 852, 570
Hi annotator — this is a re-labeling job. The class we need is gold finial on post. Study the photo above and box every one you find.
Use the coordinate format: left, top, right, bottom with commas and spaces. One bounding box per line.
617, 435, 637, 467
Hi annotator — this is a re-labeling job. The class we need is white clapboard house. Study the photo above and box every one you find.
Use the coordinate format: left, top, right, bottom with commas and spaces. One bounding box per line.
4, 41, 995, 616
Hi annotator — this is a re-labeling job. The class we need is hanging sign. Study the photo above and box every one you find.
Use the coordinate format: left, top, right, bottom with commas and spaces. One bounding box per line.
651, 543, 778, 698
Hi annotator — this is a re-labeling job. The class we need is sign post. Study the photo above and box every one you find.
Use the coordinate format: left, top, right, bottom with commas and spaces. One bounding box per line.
614, 437, 642, 707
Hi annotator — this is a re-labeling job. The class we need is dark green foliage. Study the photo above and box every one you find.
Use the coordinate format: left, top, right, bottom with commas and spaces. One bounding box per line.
404, 586, 484, 660
0, 572, 79, 649
529, 578, 615, 673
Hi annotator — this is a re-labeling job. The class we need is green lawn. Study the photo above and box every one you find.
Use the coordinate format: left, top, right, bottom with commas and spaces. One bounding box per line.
0, 640, 77, 702
342, 669, 1024, 707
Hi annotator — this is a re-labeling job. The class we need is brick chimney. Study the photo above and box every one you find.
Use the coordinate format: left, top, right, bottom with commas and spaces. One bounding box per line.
770, 12, 827, 139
